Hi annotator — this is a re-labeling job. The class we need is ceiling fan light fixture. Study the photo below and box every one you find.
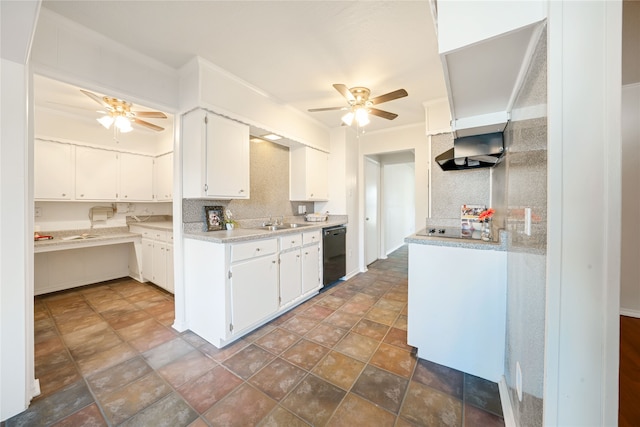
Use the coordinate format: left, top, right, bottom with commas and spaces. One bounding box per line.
97, 115, 114, 129
115, 115, 133, 133
355, 108, 370, 127
341, 111, 355, 126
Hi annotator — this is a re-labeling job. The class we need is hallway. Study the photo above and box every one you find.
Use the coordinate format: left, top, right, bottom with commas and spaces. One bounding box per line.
9, 246, 504, 426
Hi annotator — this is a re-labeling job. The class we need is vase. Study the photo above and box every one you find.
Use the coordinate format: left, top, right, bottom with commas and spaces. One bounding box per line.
226, 223, 234, 230
481, 220, 492, 241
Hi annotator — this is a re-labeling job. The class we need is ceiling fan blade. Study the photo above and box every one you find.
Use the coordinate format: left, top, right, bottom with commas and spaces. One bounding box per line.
80, 89, 110, 108
333, 84, 356, 102
133, 118, 164, 132
308, 106, 348, 112
368, 108, 398, 120
369, 89, 408, 105
133, 111, 167, 119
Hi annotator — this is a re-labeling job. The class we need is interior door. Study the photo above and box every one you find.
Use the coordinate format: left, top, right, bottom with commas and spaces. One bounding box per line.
365, 157, 380, 266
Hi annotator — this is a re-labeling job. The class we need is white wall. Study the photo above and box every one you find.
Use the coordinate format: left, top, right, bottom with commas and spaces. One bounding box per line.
621, 83, 640, 316
0, 0, 40, 420
545, 1, 622, 425
383, 162, 415, 254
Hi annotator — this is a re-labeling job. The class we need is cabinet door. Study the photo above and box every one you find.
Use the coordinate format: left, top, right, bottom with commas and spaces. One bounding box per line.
75, 146, 118, 200
230, 254, 278, 334
205, 114, 250, 199
141, 238, 154, 282
165, 244, 174, 293
152, 241, 167, 289
120, 152, 154, 201
34, 140, 73, 200
154, 152, 173, 201
279, 249, 302, 307
290, 146, 328, 201
302, 243, 320, 294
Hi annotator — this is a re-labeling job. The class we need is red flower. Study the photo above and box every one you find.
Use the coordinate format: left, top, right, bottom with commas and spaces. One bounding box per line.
478, 208, 495, 222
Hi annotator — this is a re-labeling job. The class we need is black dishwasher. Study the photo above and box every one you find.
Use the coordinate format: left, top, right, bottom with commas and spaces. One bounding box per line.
322, 225, 346, 286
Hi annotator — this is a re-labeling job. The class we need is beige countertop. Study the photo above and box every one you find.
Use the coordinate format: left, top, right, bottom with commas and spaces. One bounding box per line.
184, 218, 347, 244
404, 228, 508, 251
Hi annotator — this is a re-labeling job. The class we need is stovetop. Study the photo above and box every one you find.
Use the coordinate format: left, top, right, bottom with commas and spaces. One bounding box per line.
416, 227, 481, 240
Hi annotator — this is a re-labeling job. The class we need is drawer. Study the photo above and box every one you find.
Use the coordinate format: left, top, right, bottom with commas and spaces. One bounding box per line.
167, 232, 173, 243
129, 226, 171, 242
129, 226, 153, 239
279, 233, 302, 250
151, 230, 168, 241
231, 238, 278, 263
303, 230, 321, 245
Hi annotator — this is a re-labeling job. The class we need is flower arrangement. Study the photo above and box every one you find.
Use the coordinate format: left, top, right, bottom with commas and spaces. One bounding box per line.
224, 209, 237, 229
478, 208, 495, 223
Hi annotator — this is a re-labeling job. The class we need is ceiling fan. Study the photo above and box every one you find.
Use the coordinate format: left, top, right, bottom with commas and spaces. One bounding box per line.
308, 84, 408, 127
80, 89, 167, 133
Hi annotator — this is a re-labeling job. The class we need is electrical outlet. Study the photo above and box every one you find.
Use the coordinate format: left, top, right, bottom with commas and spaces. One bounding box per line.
298, 205, 307, 214
524, 208, 532, 236
516, 361, 523, 402
34, 207, 42, 218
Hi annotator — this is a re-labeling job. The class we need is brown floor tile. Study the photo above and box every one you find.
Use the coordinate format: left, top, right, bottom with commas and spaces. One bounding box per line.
301, 304, 335, 320
280, 316, 320, 335
188, 417, 210, 427
330, 288, 357, 300
282, 338, 331, 371
338, 301, 370, 316
200, 338, 249, 362
349, 293, 379, 307
35, 335, 66, 360
374, 297, 406, 313
158, 350, 217, 389
65, 327, 123, 362
119, 392, 199, 427
312, 350, 365, 390
315, 294, 347, 310
413, 358, 464, 399
36, 363, 82, 399
46, 299, 91, 317
327, 393, 396, 427
180, 330, 210, 348
98, 372, 172, 424
370, 342, 417, 378
464, 403, 505, 427
51, 403, 107, 427
86, 356, 152, 399
76, 342, 138, 377
203, 383, 277, 427
222, 344, 275, 379
255, 327, 300, 354
305, 323, 348, 347
383, 327, 414, 351
177, 365, 243, 413
324, 311, 361, 329
281, 374, 346, 426
400, 380, 462, 427
334, 331, 380, 362
87, 296, 131, 313
249, 358, 307, 401
144, 299, 175, 317
54, 311, 105, 335
102, 307, 150, 330
259, 406, 310, 427
394, 314, 408, 330
351, 365, 409, 414
352, 318, 390, 341
142, 337, 194, 369
464, 374, 504, 417
365, 306, 399, 326
241, 323, 276, 342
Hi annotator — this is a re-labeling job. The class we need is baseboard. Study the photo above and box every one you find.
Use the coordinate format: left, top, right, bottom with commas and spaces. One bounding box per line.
620, 308, 640, 318
499, 375, 516, 427
31, 378, 41, 399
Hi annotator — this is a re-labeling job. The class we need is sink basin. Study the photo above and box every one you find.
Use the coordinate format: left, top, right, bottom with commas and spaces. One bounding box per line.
255, 223, 312, 231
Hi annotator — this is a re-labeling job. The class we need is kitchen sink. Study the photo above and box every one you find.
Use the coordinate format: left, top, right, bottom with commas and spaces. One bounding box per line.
254, 223, 313, 231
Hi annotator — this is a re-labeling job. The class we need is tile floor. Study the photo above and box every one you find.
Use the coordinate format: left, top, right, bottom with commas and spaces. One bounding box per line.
7, 245, 505, 426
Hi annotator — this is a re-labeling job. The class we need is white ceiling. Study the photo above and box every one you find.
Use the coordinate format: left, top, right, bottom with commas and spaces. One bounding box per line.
38, 0, 447, 133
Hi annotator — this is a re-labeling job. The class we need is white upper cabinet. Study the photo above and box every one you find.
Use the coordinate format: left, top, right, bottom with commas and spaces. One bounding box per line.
433, 0, 547, 136
119, 152, 154, 201
182, 108, 250, 199
290, 146, 329, 201
154, 152, 173, 201
34, 139, 73, 200
75, 145, 118, 200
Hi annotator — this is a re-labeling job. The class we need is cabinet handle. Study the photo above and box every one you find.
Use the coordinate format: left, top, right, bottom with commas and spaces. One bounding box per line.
256, 248, 261, 252
239, 189, 245, 193
291, 240, 295, 244
62, 193, 66, 197
272, 260, 276, 264
80, 194, 84, 197
310, 193, 314, 197
124, 195, 128, 198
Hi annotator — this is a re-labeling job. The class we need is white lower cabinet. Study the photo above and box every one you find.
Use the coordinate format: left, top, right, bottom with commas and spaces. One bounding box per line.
230, 254, 279, 333
279, 249, 302, 307
131, 225, 174, 294
184, 230, 324, 348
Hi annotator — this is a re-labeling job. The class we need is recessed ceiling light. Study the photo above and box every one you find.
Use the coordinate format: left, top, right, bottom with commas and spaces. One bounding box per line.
262, 134, 282, 141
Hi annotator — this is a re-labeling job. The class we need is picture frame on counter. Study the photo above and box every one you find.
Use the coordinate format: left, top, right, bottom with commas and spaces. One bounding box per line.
205, 205, 224, 231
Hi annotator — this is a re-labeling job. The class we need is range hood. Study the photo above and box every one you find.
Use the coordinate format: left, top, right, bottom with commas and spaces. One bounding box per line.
435, 132, 505, 171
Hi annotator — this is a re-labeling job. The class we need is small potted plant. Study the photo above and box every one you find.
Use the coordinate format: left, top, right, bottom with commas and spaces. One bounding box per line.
224, 209, 237, 230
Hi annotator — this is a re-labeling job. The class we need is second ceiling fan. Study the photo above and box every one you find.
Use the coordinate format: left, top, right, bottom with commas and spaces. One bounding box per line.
308, 84, 408, 127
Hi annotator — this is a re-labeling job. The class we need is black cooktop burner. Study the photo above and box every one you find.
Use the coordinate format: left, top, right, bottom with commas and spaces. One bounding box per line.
417, 227, 478, 240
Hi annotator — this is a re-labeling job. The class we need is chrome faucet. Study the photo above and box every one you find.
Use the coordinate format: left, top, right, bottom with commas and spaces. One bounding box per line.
274, 216, 283, 226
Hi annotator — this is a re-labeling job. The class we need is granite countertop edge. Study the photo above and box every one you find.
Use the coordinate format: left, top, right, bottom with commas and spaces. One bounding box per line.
405, 229, 508, 251
184, 218, 347, 244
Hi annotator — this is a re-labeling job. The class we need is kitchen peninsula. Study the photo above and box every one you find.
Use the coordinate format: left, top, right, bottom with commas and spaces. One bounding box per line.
183, 216, 346, 348
405, 227, 507, 382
